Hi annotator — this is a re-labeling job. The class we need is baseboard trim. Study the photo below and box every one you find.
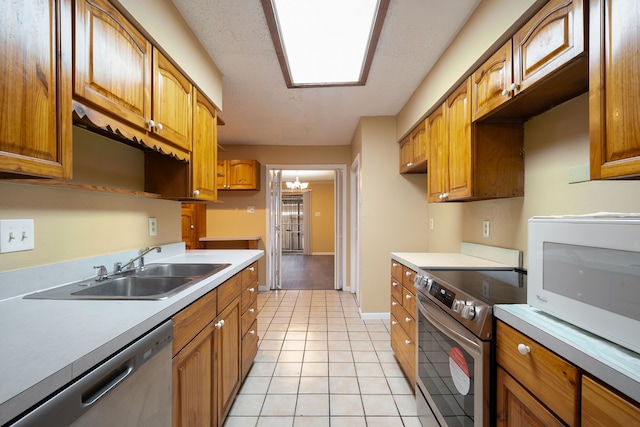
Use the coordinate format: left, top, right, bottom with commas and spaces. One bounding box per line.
310, 252, 335, 255
359, 311, 390, 321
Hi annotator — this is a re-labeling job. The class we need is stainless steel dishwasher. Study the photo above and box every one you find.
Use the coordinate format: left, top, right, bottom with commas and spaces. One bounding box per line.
8, 320, 173, 427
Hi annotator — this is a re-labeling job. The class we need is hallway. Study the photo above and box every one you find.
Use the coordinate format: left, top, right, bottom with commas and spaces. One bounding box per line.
280, 255, 335, 290
223, 289, 419, 427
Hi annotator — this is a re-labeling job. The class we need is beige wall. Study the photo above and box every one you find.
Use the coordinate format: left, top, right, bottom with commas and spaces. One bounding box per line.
0, 128, 181, 273
309, 183, 335, 254
353, 117, 429, 314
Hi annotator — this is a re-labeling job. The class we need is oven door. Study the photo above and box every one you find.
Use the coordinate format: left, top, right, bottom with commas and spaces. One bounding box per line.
416, 293, 490, 427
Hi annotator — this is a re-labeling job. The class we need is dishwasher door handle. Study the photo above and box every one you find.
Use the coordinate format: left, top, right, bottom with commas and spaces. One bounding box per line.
81, 363, 134, 406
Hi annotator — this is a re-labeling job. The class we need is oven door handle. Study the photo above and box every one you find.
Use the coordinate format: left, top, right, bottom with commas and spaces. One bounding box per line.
417, 294, 483, 358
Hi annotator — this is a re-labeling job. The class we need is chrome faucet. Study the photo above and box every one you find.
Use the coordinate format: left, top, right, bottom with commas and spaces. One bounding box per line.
114, 246, 162, 274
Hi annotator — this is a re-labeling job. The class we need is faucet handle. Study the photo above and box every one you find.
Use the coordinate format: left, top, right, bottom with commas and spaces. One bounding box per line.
93, 265, 108, 281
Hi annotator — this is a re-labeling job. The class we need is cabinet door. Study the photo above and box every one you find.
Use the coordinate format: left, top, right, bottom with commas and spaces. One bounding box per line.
152, 49, 193, 152
512, 0, 585, 95
73, 0, 151, 132
399, 136, 412, 173
427, 103, 447, 203
0, 0, 72, 178
172, 322, 214, 427
192, 91, 218, 201
181, 203, 205, 250
446, 78, 473, 201
590, 0, 640, 179
216, 160, 228, 189
215, 298, 242, 426
582, 375, 640, 427
472, 40, 513, 121
227, 160, 259, 190
411, 121, 427, 166
496, 367, 565, 427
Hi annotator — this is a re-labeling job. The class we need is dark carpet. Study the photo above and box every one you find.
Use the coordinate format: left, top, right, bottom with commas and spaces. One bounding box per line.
280, 254, 334, 290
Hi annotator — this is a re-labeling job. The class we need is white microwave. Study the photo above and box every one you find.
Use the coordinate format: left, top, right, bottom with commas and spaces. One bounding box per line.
528, 215, 640, 355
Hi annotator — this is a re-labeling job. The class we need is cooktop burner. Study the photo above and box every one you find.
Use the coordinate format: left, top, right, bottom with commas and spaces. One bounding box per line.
420, 268, 527, 306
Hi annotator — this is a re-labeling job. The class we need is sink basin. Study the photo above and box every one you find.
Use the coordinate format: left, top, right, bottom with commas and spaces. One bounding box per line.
71, 276, 193, 299
134, 263, 229, 278
23, 262, 231, 300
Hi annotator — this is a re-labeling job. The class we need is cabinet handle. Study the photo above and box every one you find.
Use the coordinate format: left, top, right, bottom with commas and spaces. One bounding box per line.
148, 119, 155, 128
249, 330, 256, 335
391, 320, 398, 325
392, 281, 399, 287
405, 271, 411, 277
404, 340, 411, 345
193, 189, 200, 196
215, 320, 225, 329
249, 287, 255, 293
517, 344, 530, 355
249, 266, 255, 272
392, 262, 398, 267
511, 83, 519, 91
405, 294, 412, 300
501, 88, 509, 96
405, 317, 411, 323
190, 225, 195, 229
249, 308, 255, 313
392, 301, 398, 306
155, 122, 163, 131
407, 162, 413, 167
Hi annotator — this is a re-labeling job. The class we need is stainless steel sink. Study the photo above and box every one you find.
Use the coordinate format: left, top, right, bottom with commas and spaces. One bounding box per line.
71, 276, 193, 298
24, 262, 231, 300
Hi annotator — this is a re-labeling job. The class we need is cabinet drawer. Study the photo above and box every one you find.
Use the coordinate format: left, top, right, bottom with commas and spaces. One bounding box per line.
241, 320, 258, 380
391, 297, 415, 341
241, 282, 258, 313
172, 289, 217, 356
402, 266, 416, 288
391, 277, 403, 302
242, 299, 258, 336
496, 321, 579, 425
242, 262, 258, 286
218, 273, 242, 313
390, 314, 416, 383
402, 286, 416, 316
391, 259, 403, 282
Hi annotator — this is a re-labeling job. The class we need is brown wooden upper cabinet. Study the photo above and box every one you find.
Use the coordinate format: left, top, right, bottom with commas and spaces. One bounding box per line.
0, 0, 73, 179
473, 0, 587, 122
429, 78, 524, 203
399, 121, 427, 174
73, 0, 192, 159
217, 160, 261, 190
589, 0, 640, 179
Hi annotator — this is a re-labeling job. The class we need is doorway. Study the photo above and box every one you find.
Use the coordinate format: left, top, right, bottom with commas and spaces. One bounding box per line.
265, 165, 347, 291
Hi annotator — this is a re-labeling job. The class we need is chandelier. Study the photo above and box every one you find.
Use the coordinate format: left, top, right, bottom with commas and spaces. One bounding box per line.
285, 176, 309, 191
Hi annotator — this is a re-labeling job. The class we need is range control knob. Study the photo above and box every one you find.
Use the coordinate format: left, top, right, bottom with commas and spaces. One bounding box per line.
461, 304, 477, 320
452, 300, 466, 313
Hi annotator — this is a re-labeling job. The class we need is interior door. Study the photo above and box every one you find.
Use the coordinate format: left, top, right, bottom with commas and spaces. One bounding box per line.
268, 169, 282, 289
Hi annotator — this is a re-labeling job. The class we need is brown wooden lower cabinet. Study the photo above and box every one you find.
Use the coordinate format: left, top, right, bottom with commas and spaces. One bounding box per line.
171, 264, 255, 427
389, 259, 416, 388
582, 375, 640, 427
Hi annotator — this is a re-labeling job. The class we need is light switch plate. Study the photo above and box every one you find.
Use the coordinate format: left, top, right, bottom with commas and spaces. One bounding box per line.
0, 219, 35, 253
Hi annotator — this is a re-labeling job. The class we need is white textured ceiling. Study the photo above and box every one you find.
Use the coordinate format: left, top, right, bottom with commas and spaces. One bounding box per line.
171, 0, 481, 146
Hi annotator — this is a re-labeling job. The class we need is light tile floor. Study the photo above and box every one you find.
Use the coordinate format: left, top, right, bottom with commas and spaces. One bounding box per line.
224, 289, 419, 427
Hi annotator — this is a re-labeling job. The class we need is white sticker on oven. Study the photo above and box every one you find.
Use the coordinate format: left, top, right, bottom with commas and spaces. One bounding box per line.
449, 347, 471, 395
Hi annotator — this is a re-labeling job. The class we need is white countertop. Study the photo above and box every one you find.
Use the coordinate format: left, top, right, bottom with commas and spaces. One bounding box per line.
0, 247, 263, 425
390, 252, 516, 272
495, 304, 640, 403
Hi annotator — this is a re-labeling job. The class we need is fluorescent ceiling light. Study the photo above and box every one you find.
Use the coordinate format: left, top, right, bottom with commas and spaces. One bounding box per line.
263, 0, 389, 87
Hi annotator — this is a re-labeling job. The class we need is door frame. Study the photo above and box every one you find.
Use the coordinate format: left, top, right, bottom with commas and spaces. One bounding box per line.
265, 164, 347, 291
350, 155, 361, 301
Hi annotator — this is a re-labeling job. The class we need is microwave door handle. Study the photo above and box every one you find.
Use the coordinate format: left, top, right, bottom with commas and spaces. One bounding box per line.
417, 295, 482, 358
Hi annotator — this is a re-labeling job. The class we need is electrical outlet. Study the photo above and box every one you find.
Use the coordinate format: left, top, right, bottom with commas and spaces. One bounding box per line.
0, 219, 35, 253
482, 220, 490, 238
148, 217, 158, 236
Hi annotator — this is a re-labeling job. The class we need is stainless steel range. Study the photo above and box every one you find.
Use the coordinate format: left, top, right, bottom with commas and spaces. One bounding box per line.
414, 268, 527, 427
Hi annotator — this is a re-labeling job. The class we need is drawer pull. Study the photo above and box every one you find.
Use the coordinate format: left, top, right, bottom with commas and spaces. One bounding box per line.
249, 308, 255, 313
392, 262, 398, 267
517, 343, 531, 355
405, 317, 411, 323
249, 266, 255, 272
249, 287, 255, 292
392, 281, 399, 287
249, 330, 256, 335
405, 294, 412, 300
405, 271, 411, 277
391, 320, 398, 325
392, 301, 398, 306
215, 320, 225, 329
404, 340, 411, 345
